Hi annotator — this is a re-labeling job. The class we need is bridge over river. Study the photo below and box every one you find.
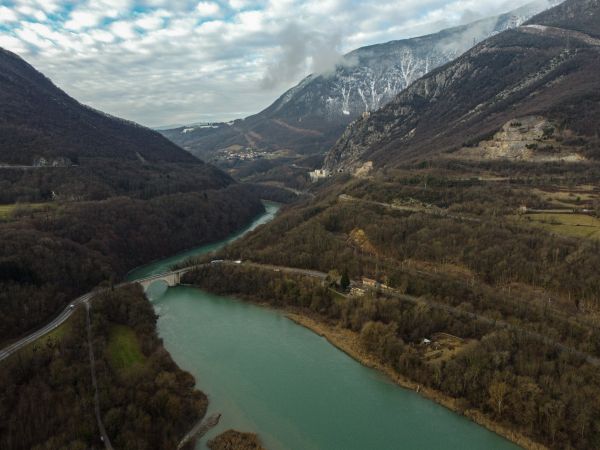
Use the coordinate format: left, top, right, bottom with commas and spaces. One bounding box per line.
136, 267, 193, 291
0, 261, 326, 362
2, 260, 596, 368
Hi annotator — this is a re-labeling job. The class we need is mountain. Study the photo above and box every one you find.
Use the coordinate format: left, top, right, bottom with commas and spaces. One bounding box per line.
0, 47, 237, 202
162, 0, 561, 163
0, 47, 197, 166
324, 0, 600, 172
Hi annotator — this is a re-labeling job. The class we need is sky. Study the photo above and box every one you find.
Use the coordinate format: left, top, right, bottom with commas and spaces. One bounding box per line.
0, 0, 548, 128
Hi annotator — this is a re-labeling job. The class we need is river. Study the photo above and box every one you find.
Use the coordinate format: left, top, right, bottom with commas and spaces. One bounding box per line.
128, 201, 520, 450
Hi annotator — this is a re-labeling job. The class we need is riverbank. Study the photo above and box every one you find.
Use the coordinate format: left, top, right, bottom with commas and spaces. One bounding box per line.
286, 312, 548, 450
181, 264, 538, 449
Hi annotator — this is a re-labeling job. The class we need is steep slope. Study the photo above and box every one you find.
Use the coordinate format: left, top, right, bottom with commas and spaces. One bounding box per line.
0, 47, 197, 166
324, 0, 600, 172
0, 49, 269, 343
0, 47, 236, 201
163, 0, 560, 161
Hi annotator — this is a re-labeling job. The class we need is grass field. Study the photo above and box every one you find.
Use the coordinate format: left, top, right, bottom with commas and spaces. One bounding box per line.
0, 202, 52, 219
106, 325, 146, 374
525, 213, 600, 240
532, 187, 598, 208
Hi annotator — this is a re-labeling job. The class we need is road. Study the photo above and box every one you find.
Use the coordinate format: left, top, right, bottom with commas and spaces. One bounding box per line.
0, 292, 94, 361
86, 302, 114, 449
218, 262, 600, 366
338, 194, 481, 223
233, 261, 327, 280
0, 261, 326, 362
2, 260, 597, 370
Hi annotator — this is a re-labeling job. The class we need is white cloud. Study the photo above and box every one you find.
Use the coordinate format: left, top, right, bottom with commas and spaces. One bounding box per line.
0, 34, 26, 52
65, 11, 103, 30
15, 5, 47, 21
135, 10, 170, 30
228, 0, 254, 10
110, 21, 137, 39
0, 6, 19, 23
196, 1, 220, 17
0, 0, 558, 127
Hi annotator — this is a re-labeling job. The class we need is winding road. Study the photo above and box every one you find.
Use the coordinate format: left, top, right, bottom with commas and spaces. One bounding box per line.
0, 292, 94, 361
1, 260, 598, 370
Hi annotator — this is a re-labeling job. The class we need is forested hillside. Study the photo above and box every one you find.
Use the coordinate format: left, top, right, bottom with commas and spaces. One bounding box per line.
0, 186, 263, 342
0, 46, 239, 206
0, 48, 272, 344
200, 154, 600, 449
0, 47, 197, 165
0, 285, 206, 449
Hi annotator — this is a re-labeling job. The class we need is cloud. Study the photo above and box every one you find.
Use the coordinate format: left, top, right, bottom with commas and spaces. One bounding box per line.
110, 21, 137, 40
65, 11, 102, 30
261, 23, 343, 89
196, 1, 220, 17
0, 0, 559, 127
0, 6, 19, 23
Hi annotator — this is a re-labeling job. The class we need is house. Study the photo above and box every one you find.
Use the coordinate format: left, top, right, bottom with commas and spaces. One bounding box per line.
362, 277, 379, 288
309, 169, 330, 182
350, 287, 366, 297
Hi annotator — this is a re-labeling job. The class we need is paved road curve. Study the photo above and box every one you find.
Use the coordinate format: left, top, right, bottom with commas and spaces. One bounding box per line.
2, 260, 598, 370
0, 292, 94, 361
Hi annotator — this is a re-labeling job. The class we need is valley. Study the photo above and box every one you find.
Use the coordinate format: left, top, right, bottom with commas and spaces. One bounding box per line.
1, 0, 600, 449
161, 1, 561, 187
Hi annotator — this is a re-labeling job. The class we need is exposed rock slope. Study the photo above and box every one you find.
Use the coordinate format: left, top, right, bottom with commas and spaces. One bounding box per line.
324, 0, 600, 172
163, 1, 559, 160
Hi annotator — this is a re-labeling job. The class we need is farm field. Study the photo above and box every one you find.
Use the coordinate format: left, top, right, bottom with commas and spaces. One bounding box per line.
531, 186, 598, 208
524, 213, 600, 240
0, 202, 51, 219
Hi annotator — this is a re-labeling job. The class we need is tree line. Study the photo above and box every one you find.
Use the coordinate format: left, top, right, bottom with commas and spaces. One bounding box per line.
0, 285, 205, 449
185, 264, 600, 450
0, 185, 264, 342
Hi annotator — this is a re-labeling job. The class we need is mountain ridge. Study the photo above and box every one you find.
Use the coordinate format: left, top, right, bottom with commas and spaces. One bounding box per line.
0, 47, 199, 166
323, 0, 600, 172
162, 0, 560, 163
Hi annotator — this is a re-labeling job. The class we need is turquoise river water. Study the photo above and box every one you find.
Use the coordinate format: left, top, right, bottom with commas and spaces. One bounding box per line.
127, 201, 520, 450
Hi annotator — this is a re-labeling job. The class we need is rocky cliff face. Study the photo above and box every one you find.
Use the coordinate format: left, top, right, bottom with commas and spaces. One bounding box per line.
324, 0, 600, 172
163, 1, 559, 160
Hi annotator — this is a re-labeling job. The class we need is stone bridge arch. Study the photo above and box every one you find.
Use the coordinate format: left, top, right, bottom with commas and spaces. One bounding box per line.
137, 269, 189, 292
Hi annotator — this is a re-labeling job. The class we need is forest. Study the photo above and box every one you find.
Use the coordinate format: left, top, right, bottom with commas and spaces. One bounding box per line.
218, 172, 600, 311
183, 161, 600, 450
0, 285, 205, 449
0, 158, 232, 204
184, 264, 600, 450
0, 185, 264, 343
